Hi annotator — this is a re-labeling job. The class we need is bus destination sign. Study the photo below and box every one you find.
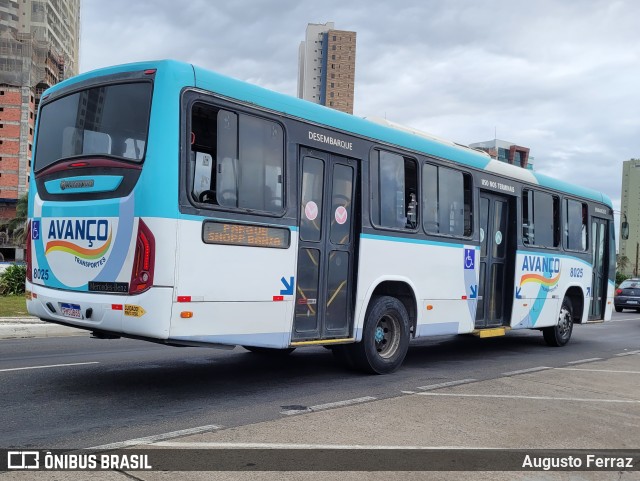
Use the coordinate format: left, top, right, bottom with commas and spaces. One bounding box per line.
202, 221, 290, 249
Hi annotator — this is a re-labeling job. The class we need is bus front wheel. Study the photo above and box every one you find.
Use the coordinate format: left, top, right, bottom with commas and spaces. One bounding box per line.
543, 297, 573, 347
351, 296, 410, 374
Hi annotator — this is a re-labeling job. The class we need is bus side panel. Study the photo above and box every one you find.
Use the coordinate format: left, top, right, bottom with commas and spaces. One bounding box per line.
354, 235, 478, 340
170, 218, 297, 347
510, 251, 591, 329
169, 302, 292, 348
605, 280, 614, 321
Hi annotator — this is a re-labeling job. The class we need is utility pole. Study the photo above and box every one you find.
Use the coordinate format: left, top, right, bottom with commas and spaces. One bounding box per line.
635, 242, 639, 277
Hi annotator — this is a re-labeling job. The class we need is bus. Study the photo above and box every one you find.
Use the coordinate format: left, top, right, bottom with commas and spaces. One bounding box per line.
25, 60, 616, 374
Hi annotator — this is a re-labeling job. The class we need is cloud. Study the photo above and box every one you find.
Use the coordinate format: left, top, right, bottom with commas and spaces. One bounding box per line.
80, 0, 640, 211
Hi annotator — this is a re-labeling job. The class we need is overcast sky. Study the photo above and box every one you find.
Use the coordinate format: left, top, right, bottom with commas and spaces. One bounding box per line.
80, 0, 639, 215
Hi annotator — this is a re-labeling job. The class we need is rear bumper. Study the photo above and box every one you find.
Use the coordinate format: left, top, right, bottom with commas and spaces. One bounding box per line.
613, 297, 640, 308
26, 281, 173, 340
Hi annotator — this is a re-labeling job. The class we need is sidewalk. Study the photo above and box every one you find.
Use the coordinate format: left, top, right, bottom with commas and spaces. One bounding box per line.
0, 316, 86, 339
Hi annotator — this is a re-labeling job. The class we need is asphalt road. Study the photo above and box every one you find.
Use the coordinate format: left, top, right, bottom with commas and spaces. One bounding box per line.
1, 312, 638, 449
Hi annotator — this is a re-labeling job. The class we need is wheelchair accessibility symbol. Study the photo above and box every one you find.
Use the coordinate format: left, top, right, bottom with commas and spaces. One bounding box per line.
464, 248, 475, 270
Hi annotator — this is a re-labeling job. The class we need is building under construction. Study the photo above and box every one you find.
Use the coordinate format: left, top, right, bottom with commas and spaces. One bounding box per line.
0, 0, 80, 260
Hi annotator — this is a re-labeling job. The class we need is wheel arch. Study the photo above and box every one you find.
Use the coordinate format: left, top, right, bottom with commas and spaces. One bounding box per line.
563, 284, 586, 323
355, 277, 418, 342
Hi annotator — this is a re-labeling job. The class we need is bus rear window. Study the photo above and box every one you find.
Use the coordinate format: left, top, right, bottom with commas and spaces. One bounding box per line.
34, 82, 152, 171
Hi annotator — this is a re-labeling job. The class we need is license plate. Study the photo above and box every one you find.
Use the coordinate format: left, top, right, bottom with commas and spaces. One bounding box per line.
627, 300, 638, 305
60, 303, 82, 319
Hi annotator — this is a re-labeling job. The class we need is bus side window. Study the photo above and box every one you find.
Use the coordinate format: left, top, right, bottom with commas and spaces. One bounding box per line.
422, 164, 471, 237
372, 149, 418, 230
564, 198, 588, 251
522, 189, 533, 245
216, 110, 239, 207
522, 189, 559, 248
189, 102, 284, 213
193, 152, 213, 201
190, 103, 219, 203
217, 156, 238, 206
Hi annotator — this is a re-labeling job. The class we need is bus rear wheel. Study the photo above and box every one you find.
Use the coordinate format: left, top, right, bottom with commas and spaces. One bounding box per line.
543, 297, 573, 347
351, 296, 410, 374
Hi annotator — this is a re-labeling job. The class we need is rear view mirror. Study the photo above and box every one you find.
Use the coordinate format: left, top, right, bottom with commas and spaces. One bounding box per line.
621, 221, 629, 240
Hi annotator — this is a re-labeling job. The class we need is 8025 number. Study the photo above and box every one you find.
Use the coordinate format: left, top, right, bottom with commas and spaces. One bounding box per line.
33, 268, 49, 280
569, 268, 584, 278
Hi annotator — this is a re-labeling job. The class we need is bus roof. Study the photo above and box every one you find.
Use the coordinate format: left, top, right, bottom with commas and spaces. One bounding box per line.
43, 59, 612, 207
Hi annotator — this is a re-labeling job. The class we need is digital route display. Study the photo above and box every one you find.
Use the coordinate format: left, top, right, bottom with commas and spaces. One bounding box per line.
202, 221, 290, 249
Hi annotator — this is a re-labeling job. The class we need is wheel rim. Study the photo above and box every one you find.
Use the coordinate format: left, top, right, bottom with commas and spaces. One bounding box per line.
557, 306, 572, 339
374, 314, 401, 359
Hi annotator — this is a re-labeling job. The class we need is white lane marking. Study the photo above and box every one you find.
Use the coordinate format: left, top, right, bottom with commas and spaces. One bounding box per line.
0, 361, 99, 372
611, 317, 640, 322
87, 424, 223, 450
566, 358, 603, 365
401, 391, 416, 395
555, 368, 640, 374
152, 441, 498, 450
280, 396, 376, 416
417, 392, 640, 403
416, 379, 477, 391
615, 350, 640, 357
502, 366, 551, 376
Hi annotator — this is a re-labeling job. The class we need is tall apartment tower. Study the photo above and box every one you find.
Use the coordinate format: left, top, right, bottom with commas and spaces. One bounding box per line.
297, 22, 356, 114
0, 0, 80, 224
619, 158, 640, 276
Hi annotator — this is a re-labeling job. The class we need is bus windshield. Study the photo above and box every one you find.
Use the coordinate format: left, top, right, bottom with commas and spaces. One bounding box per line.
34, 82, 153, 172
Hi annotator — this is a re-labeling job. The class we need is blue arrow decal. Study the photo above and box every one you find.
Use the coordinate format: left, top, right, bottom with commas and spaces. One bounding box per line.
516, 287, 522, 299
470, 285, 477, 299
280, 276, 294, 296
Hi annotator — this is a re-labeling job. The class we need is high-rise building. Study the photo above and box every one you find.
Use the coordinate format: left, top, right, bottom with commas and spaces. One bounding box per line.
0, 0, 80, 258
297, 22, 356, 114
619, 158, 640, 276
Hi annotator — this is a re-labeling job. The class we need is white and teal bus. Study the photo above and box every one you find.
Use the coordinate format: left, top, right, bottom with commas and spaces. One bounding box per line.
26, 60, 616, 373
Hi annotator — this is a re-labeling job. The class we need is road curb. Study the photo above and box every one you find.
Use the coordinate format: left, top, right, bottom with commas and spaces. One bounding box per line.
0, 317, 86, 339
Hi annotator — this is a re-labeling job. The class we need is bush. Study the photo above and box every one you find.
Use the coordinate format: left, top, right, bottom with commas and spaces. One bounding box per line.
616, 271, 630, 287
0, 264, 27, 296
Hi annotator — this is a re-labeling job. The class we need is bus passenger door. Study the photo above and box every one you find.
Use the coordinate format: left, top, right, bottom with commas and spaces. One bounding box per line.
589, 218, 609, 320
476, 191, 515, 328
293, 148, 357, 341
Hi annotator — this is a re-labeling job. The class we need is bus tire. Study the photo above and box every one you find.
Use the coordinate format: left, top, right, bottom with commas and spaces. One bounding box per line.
351, 296, 410, 374
243, 346, 295, 356
543, 297, 573, 347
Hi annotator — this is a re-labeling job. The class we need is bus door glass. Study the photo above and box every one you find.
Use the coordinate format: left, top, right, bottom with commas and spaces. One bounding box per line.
476, 191, 512, 328
294, 148, 357, 341
590, 218, 608, 319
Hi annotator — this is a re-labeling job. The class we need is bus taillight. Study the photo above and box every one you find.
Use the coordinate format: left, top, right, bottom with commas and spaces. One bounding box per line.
129, 219, 155, 294
26, 220, 32, 283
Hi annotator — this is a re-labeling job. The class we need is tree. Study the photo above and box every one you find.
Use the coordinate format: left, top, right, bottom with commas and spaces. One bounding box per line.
617, 254, 630, 273
616, 271, 629, 287
0, 194, 28, 246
